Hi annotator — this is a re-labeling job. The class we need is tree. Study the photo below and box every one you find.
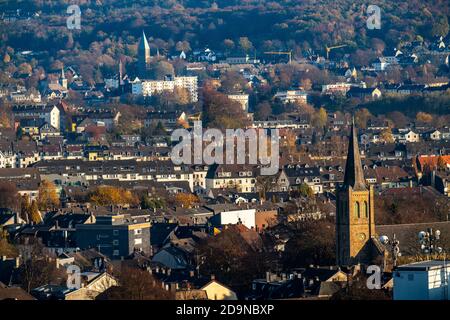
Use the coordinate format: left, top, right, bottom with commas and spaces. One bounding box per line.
431, 16, 449, 38
148, 61, 174, 80
37, 180, 60, 211
312, 107, 327, 129
18, 240, 65, 293
298, 183, 314, 198
300, 78, 312, 91
173, 87, 190, 105
174, 193, 199, 208
0, 226, 18, 258
223, 39, 235, 52
386, 111, 409, 128
97, 266, 174, 300
416, 112, 433, 123
437, 156, 446, 171
256, 176, 276, 200
90, 186, 139, 208
379, 128, 394, 143
29, 200, 42, 224
141, 196, 165, 210
197, 226, 269, 295
254, 102, 272, 120
238, 37, 253, 53
202, 88, 249, 129
20, 194, 31, 223
18, 62, 32, 74
3, 53, 11, 64
0, 181, 19, 211
283, 219, 336, 267
354, 108, 372, 129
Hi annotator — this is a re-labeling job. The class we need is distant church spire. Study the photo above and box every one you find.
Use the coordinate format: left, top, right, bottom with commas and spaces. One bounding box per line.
60, 66, 67, 90
138, 30, 151, 78
119, 59, 124, 86
343, 117, 367, 191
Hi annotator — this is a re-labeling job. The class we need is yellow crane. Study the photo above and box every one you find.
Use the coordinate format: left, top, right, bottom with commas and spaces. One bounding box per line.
264, 51, 293, 64
325, 44, 347, 60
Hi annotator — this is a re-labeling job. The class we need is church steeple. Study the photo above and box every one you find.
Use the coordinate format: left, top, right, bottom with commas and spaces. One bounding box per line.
335, 117, 380, 267
60, 67, 67, 89
138, 31, 151, 78
343, 118, 367, 191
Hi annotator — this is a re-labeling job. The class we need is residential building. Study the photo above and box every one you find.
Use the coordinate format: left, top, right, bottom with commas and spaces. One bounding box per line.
76, 214, 151, 259
132, 76, 198, 103
13, 105, 61, 130
274, 90, 308, 104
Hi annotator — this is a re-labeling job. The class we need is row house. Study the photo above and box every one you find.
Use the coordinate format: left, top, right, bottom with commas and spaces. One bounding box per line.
205, 164, 258, 193
422, 128, 450, 141
12, 104, 61, 130
282, 165, 323, 194
144, 111, 187, 131
33, 159, 196, 191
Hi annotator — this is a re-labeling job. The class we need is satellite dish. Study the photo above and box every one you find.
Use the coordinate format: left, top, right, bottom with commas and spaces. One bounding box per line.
418, 231, 426, 240
379, 235, 389, 244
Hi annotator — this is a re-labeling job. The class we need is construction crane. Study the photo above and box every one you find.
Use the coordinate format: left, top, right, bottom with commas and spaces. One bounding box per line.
264, 51, 293, 64
325, 44, 347, 60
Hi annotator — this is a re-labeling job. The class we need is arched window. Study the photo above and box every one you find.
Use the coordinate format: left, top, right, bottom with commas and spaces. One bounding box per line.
354, 202, 360, 218
364, 201, 369, 218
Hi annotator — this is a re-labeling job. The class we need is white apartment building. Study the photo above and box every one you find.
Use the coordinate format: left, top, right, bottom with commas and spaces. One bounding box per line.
274, 90, 308, 104
132, 76, 198, 102
227, 94, 249, 112
13, 105, 61, 130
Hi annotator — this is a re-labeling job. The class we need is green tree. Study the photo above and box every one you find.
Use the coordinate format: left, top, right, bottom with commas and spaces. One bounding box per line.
298, 183, 314, 197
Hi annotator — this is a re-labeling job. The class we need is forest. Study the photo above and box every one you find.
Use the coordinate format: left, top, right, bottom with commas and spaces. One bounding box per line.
1, 0, 449, 66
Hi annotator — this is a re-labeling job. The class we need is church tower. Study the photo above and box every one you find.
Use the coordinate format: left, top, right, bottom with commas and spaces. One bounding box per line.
60, 67, 67, 89
138, 31, 151, 78
336, 119, 376, 266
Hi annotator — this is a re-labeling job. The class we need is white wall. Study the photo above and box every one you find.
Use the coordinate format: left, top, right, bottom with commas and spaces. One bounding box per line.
219, 209, 256, 229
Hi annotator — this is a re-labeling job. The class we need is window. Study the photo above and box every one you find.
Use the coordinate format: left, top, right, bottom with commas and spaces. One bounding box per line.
134, 238, 142, 245
134, 229, 142, 235
113, 230, 119, 236
113, 250, 119, 256
354, 202, 360, 218
113, 240, 119, 246
364, 201, 369, 218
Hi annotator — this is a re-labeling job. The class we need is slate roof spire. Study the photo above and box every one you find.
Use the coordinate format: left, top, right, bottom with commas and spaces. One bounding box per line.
138, 31, 151, 77
343, 117, 367, 191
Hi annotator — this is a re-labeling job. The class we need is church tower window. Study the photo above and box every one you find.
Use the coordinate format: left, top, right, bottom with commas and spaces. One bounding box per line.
354, 202, 360, 218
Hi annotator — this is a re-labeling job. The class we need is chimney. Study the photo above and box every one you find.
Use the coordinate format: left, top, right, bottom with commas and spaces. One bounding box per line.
167, 268, 171, 276
189, 270, 195, 278
210, 274, 215, 281
266, 271, 271, 282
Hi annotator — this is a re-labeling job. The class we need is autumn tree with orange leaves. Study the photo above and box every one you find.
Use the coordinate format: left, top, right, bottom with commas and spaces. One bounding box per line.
174, 193, 199, 208
90, 186, 139, 208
